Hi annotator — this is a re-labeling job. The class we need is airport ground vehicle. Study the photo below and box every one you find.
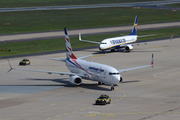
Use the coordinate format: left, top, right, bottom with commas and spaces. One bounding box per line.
19, 59, 30, 65
96, 94, 111, 105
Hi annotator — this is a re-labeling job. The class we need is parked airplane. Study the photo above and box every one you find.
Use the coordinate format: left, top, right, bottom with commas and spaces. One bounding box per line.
79, 15, 155, 53
8, 28, 152, 90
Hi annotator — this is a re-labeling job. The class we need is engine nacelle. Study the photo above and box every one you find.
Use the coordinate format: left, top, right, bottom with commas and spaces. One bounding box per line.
69, 75, 82, 85
119, 76, 123, 83
125, 45, 133, 51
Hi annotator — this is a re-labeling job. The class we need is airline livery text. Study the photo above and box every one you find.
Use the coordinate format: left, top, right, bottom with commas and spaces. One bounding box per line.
110, 38, 126, 45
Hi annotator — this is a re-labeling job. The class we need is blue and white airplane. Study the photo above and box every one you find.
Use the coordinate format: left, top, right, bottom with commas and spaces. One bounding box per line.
79, 15, 155, 53
8, 28, 152, 90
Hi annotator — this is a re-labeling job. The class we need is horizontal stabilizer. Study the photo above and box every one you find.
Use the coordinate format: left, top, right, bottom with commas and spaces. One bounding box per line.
37, 56, 66, 62
78, 55, 93, 59
138, 34, 156, 38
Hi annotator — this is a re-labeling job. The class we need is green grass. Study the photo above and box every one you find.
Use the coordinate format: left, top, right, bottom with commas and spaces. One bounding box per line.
1, 27, 179, 57
1, 7, 180, 34
166, 3, 180, 8
0, 0, 165, 8
0, 0, 179, 57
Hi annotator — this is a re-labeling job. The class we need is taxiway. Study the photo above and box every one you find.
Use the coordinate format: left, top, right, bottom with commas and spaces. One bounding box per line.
0, 37, 180, 120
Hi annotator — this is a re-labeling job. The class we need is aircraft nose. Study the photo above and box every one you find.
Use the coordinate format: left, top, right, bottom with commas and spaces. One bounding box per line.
99, 44, 103, 50
113, 75, 120, 84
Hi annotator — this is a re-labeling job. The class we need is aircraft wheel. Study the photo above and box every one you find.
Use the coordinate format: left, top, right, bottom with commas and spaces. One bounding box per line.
111, 49, 115, 52
111, 86, 114, 91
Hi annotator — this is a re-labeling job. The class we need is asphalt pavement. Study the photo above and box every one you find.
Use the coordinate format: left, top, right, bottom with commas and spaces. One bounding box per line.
0, 0, 180, 12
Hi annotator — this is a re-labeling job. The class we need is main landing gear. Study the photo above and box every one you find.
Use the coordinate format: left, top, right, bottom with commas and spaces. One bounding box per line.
124, 50, 131, 53
111, 49, 115, 52
98, 82, 104, 85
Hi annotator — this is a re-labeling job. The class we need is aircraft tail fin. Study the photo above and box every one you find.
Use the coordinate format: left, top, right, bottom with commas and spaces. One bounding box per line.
64, 28, 77, 59
130, 15, 138, 35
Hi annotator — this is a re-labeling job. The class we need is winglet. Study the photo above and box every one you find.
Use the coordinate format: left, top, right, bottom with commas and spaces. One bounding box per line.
79, 33, 82, 41
151, 53, 154, 68
7, 59, 13, 73
78, 33, 101, 44
170, 34, 173, 41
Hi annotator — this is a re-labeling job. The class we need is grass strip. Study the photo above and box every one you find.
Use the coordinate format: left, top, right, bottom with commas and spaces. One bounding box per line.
166, 3, 180, 8
0, 27, 179, 57
1, 7, 180, 34
0, 0, 165, 8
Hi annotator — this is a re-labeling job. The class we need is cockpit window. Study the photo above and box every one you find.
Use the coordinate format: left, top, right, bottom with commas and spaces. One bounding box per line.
109, 72, 119, 75
100, 42, 107, 44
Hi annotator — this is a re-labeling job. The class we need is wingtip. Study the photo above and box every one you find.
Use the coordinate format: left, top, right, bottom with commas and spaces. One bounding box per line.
151, 53, 154, 68
79, 33, 81, 40
7, 59, 13, 73
170, 34, 174, 41
7, 68, 13, 73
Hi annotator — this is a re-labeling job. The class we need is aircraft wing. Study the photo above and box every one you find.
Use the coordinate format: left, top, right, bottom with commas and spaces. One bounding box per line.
134, 34, 173, 45
133, 40, 167, 46
118, 65, 151, 73
7, 59, 75, 76
79, 33, 100, 44
8, 67, 76, 76
118, 54, 153, 72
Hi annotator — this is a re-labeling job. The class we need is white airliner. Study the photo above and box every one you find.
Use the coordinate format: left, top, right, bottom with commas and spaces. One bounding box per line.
79, 15, 155, 53
8, 28, 152, 90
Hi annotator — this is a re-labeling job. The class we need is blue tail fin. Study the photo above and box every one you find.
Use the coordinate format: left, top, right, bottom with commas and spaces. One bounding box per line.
130, 15, 138, 35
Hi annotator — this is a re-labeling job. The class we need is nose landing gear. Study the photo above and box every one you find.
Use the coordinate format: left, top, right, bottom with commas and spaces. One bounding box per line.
103, 50, 106, 54
111, 86, 114, 91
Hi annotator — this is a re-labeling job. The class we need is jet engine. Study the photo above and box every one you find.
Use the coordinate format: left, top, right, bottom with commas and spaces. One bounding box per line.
119, 76, 123, 83
125, 45, 133, 52
69, 75, 82, 85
